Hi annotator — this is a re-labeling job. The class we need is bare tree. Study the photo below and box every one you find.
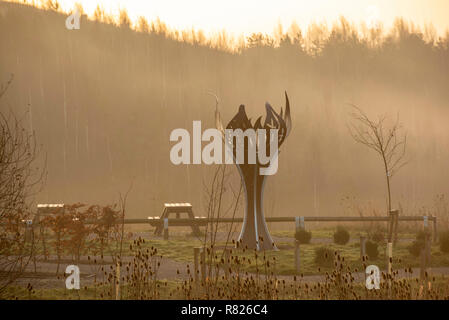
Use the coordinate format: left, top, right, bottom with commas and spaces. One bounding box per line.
199, 164, 242, 297
0, 75, 46, 294
348, 105, 408, 214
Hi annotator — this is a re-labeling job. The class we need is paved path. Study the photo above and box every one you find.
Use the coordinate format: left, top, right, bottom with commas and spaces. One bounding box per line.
10, 255, 449, 290
3, 231, 441, 290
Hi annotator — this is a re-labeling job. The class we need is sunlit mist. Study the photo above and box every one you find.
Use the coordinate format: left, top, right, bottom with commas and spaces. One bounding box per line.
12, 0, 449, 38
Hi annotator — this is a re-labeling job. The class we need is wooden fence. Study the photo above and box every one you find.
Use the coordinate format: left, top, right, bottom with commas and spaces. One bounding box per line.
142, 214, 437, 242
15, 213, 438, 242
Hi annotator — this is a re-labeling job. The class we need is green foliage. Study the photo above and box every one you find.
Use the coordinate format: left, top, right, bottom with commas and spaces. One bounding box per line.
365, 240, 379, 259
439, 231, 449, 253
333, 226, 350, 245
314, 247, 334, 267
294, 228, 312, 244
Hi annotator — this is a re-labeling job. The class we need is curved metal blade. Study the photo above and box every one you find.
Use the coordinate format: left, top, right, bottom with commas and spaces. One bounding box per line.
284, 91, 292, 137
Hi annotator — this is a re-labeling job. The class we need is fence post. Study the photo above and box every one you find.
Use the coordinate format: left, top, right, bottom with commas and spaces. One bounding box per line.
24, 220, 33, 243
360, 236, 366, 260
194, 247, 200, 283
420, 233, 432, 281
294, 240, 301, 273
433, 217, 438, 243
115, 261, 121, 300
295, 217, 305, 231
163, 218, 169, 240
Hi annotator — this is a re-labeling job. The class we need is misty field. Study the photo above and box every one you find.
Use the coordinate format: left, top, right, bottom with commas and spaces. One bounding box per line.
2, 221, 449, 300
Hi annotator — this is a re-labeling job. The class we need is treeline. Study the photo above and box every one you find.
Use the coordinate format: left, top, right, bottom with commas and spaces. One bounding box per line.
12, 0, 449, 52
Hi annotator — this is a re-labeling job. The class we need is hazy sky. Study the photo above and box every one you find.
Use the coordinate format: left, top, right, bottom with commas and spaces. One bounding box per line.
39, 0, 449, 37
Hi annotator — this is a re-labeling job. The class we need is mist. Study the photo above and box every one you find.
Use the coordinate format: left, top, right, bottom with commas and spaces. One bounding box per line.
1, 1, 449, 221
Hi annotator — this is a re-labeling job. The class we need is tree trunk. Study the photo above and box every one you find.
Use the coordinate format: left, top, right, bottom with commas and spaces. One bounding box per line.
382, 155, 391, 214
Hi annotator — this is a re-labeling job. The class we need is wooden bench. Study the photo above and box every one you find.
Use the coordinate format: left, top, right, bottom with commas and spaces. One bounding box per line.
151, 203, 203, 237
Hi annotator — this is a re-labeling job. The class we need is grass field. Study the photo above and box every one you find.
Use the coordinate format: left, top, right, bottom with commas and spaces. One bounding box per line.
2, 226, 449, 300
19, 227, 449, 275
5, 274, 449, 300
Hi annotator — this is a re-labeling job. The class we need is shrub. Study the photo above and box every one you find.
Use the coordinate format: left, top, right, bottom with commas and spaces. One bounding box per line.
408, 230, 430, 257
408, 240, 424, 257
439, 231, 449, 253
416, 230, 429, 242
294, 228, 312, 244
370, 229, 385, 243
333, 226, 350, 245
365, 240, 379, 259
314, 247, 334, 267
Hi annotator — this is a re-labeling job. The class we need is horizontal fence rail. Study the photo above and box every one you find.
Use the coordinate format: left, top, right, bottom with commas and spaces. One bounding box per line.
2, 214, 438, 242
1, 215, 437, 226
134, 215, 436, 226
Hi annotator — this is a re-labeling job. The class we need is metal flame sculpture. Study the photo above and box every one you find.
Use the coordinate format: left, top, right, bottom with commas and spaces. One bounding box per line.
215, 92, 292, 250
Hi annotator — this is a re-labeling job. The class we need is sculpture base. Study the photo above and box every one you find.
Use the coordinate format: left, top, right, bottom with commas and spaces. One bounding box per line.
237, 225, 278, 251
236, 164, 277, 251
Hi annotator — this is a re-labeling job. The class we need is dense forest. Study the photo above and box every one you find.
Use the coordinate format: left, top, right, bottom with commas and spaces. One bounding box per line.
1, 1, 449, 220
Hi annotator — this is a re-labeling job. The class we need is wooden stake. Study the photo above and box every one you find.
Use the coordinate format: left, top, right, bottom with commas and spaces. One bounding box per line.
115, 261, 120, 300
432, 216, 438, 243
360, 236, 366, 260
